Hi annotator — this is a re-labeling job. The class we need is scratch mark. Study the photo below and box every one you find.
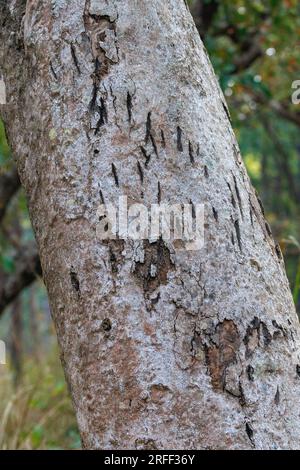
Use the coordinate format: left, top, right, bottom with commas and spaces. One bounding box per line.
112, 163, 119, 187
234, 219, 242, 251
161, 129, 166, 148
127, 91, 133, 124
145, 112, 152, 143
140, 146, 151, 167
70, 43, 81, 74
177, 126, 183, 152
150, 134, 158, 157
50, 61, 58, 80
157, 182, 161, 204
189, 141, 195, 164
137, 161, 144, 183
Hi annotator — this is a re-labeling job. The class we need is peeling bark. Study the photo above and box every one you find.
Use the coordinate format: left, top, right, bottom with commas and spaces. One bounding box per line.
1, 0, 300, 450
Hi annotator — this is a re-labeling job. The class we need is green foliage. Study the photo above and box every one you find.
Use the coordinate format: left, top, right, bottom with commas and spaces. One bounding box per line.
0, 119, 10, 162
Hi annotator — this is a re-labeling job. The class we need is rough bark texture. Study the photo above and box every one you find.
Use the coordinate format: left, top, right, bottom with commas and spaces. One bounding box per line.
1, 0, 300, 450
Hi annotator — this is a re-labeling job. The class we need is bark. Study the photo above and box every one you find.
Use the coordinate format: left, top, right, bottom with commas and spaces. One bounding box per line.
1, 0, 300, 450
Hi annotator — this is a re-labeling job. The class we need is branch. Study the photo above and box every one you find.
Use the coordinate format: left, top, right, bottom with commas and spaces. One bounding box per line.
0, 242, 42, 315
233, 40, 263, 73
248, 89, 300, 129
0, 166, 20, 222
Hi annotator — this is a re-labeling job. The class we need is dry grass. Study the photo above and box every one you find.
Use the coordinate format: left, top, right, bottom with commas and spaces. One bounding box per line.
0, 348, 81, 450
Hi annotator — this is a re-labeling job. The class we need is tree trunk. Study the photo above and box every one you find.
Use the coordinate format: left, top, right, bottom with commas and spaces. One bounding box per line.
1, 0, 300, 450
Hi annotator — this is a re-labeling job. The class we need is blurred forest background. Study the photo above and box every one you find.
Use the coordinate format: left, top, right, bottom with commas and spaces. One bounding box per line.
0, 0, 299, 449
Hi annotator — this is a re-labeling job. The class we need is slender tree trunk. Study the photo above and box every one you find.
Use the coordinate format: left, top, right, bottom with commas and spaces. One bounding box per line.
10, 218, 23, 385
1, 0, 300, 450
28, 285, 40, 361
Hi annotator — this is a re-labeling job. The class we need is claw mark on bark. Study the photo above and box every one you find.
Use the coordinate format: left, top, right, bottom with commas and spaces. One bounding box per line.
99, 189, 105, 204
89, 83, 98, 113
112, 163, 119, 187
275, 243, 282, 260
89, 58, 102, 116
227, 182, 237, 209
137, 161, 144, 183
245, 423, 255, 447
222, 101, 231, 122
189, 200, 196, 219
177, 126, 183, 152
50, 61, 58, 80
157, 182, 161, 204
105, 240, 124, 273
161, 129, 166, 148
140, 146, 151, 167
234, 219, 242, 251
246, 365, 254, 381
145, 112, 152, 143
274, 386, 280, 405
95, 97, 108, 134
233, 174, 243, 218
150, 134, 158, 157
212, 207, 218, 222
189, 141, 195, 164
127, 91, 132, 124
224, 380, 246, 406
70, 43, 81, 75
233, 143, 243, 165
70, 267, 80, 298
